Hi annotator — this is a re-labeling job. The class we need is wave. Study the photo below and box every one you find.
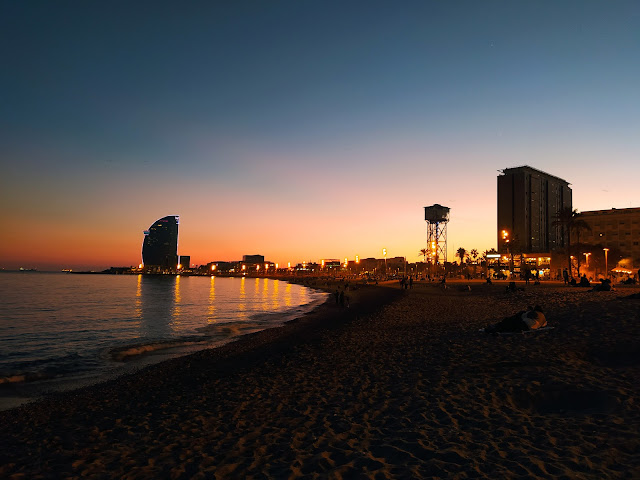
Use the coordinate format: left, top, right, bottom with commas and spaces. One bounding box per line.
0, 353, 89, 386
0, 372, 51, 385
110, 338, 209, 362
111, 296, 328, 362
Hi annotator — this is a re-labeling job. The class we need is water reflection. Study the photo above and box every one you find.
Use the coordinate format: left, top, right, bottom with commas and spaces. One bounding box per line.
207, 276, 216, 322
171, 275, 182, 325
134, 274, 142, 319
139, 275, 176, 337
261, 278, 269, 309
238, 277, 247, 319
271, 279, 280, 310
284, 282, 292, 307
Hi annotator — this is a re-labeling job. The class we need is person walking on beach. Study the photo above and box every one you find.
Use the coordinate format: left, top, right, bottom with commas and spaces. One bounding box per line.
563, 268, 569, 285
409, 277, 413, 289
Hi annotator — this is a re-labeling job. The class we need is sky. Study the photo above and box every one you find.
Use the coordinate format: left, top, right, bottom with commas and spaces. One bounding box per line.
1, 1, 639, 270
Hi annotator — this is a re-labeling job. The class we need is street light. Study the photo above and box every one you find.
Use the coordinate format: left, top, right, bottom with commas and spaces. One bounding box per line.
383, 248, 387, 274
603, 248, 609, 278
584, 252, 591, 269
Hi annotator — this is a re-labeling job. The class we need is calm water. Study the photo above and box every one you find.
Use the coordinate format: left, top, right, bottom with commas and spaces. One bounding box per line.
0, 272, 327, 408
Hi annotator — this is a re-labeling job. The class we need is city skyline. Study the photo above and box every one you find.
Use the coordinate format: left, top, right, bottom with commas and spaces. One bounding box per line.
2, 1, 639, 270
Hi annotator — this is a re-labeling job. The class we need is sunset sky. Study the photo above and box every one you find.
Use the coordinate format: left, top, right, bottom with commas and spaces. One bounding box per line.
2, 1, 639, 270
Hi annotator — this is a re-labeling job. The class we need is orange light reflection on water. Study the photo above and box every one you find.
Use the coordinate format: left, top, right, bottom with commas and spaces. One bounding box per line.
172, 275, 182, 326
207, 275, 216, 323
238, 277, 247, 319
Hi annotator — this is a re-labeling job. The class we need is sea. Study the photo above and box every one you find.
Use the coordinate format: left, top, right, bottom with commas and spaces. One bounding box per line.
0, 272, 328, 410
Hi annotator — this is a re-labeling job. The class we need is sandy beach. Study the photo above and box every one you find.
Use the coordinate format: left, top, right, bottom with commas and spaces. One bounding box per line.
1, 280, 639, 479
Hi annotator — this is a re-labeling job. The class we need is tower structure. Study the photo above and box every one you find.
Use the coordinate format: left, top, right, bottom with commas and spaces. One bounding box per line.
424, 204, 450, 264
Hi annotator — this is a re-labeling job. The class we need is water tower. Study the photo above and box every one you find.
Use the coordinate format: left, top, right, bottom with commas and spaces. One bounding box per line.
424, 204, 450, 264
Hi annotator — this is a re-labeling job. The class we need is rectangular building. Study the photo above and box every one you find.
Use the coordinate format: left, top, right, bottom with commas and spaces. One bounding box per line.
242, 254, 265, 264
497, 166, 572, 253
579, 207, 640, 267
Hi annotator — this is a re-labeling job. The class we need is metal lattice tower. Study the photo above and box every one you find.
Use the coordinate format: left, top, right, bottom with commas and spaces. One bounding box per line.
424, 204, 450, 265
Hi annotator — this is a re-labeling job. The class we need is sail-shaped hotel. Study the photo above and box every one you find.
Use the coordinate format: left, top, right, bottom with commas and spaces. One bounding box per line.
142, 215, 179, 270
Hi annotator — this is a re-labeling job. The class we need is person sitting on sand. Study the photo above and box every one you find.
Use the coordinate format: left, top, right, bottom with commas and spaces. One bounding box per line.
579, 274, 590, 287
505, 281, 523, 293
484, 305, 547, 334
591, 278, 612, 292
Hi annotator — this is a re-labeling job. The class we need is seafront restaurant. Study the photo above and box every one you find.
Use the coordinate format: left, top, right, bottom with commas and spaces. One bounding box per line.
486, 252, 552, 280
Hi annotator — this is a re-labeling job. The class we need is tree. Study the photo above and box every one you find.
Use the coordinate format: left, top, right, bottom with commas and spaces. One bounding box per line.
419, 248, 429, 263
469, 248, 479, 277
552, 207, 591, 277
456, 247, 467, 266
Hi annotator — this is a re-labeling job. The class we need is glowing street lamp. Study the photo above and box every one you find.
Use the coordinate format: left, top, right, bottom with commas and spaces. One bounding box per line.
383, 248, 387, 272
603, 248, 609, 278
355, 255, 359, 264
344, 257, 348, 268
584, 252, 591, 268
242, 264, 246, 271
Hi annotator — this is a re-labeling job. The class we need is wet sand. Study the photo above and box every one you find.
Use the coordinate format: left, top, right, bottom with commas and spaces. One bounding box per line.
1, 281, 639, 478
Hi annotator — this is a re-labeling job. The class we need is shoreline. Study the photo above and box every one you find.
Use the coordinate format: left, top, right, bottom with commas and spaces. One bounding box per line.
0, 276, 338, 411
1, 282, 638, 478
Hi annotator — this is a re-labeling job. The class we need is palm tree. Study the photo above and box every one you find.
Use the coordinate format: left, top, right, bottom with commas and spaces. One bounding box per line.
456, 247, 467, 266
553, 207, 591, 277
419, 248, 429, 263
470, 248, 479, 277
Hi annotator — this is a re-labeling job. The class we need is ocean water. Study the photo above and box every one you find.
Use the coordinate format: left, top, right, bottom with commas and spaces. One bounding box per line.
0, 272, 327, 408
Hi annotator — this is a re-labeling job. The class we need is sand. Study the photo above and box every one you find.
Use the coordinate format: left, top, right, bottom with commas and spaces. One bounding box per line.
1, 280, 639, 479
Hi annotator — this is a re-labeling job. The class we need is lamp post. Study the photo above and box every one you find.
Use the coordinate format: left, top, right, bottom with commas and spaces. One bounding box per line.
570, 255, 574, 278
584, 252, 591, 275
502, 230, 512, 277
382, 248, 387, 275
603, 248, 609, 279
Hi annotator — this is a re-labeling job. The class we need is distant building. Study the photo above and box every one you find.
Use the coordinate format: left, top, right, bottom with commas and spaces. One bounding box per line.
142, 215, 179, 269
579, 207, 640, 267
497, 166, 572, 253
179, 255, 190, 269
242, 254, 264, 264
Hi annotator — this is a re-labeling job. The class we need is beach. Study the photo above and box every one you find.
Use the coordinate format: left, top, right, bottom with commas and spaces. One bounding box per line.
1, 280, 639, 478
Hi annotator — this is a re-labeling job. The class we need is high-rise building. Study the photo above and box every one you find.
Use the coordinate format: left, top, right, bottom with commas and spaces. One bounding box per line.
497, 166, 571, 253
142, 216, 179, 268
579, 207, 640, 267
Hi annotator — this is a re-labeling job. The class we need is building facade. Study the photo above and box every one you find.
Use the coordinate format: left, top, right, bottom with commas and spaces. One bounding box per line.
142, 215, 179, 269
242, 254, 265, 265
579, 207, 640, 268
497, 166, 572, 253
